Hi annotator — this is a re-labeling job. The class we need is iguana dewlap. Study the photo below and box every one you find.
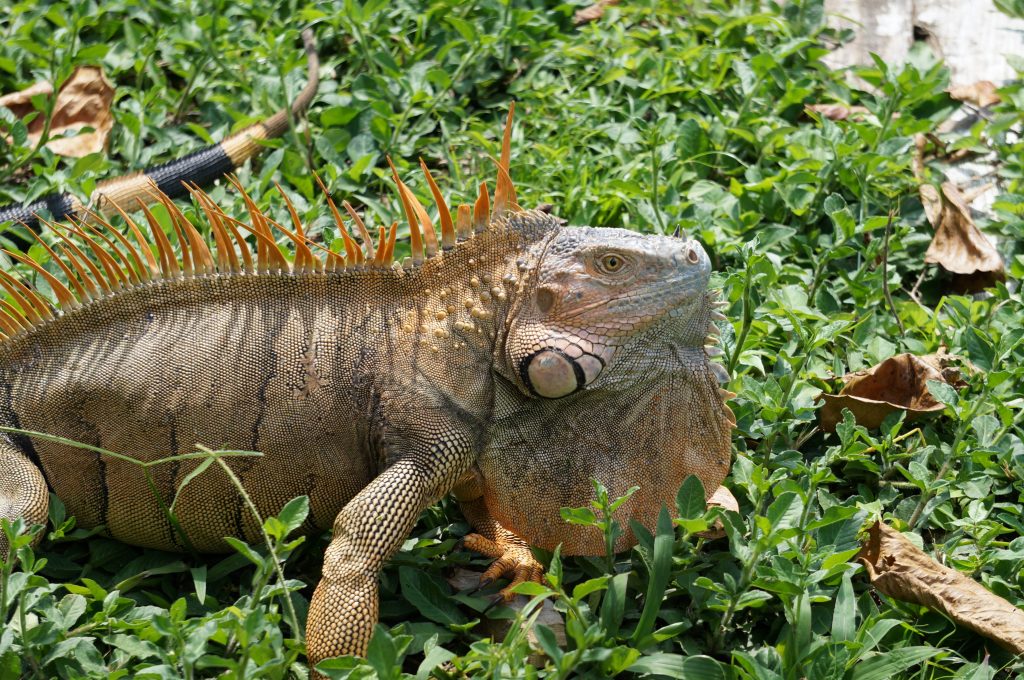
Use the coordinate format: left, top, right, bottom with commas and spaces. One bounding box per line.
0, 106, 734, 670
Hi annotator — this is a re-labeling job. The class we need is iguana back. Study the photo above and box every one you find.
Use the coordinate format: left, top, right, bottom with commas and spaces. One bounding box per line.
0, 214, 538, 551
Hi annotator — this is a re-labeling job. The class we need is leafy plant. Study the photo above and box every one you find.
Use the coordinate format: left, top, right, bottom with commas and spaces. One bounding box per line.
0, 0, 1022, 678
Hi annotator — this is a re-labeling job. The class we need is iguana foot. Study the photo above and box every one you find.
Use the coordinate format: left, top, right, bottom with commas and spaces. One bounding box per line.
463, 532, 543, 600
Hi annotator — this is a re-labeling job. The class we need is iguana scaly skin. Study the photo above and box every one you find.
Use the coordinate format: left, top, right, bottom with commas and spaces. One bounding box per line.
0, 106, 734, 669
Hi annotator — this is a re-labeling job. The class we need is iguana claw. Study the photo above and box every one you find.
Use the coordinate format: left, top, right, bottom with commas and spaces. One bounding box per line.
463, 532, 544, 601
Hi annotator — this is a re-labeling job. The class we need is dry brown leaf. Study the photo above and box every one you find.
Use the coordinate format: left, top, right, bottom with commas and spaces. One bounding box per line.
0, 80, 53, 118
819, 351, 966, 432
948, 80, 1001, 108
923, 181, 1004, 291
805, 102, 872, 121
697, 485, 739, 540
918, 182, 943, 230
574, 0, 619, 25
0, 66, 114, 157
859, 522, 1024, 655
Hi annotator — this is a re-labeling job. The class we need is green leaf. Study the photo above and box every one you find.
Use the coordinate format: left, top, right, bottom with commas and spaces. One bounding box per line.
631, 506, 674, 643
926, 379, 959, 407
972, 414, 999, 447
676, 475, 706, 520
510, 581, 553, 597
560, 506, 598, 525
366, 625, 399, 680
223, 537, 264, 567
416, 642, 456, 680
191, 565, 207, 604
851, 646, 943, 680
600, 571, 629, 636
572, 576, 609, 600
824, 193, 856, 240
398, 567, 466, 626
766, 492, 803, 531
628, 653, 726, 679
534, 624, 563, 664
276, 495, 310, 536
548, 544, 563, 590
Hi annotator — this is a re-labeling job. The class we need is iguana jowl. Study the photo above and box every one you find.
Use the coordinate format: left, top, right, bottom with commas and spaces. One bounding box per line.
0, 105, 734, 668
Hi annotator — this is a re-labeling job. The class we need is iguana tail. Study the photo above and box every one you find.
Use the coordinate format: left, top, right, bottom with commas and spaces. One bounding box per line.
0, 29, 318, 230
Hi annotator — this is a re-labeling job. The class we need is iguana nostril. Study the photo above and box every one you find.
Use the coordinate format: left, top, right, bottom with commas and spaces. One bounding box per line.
686, 248, 700, 264
536, 287, 556, 314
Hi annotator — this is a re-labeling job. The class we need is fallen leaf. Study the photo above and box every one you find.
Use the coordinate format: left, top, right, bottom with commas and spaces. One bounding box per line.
0, 80, 53, 119
574, 0, 619, 25
805, 102, 872, 121
0, 66, 114, 157
918, 182, 943, 228
859, 522, 1024, 655
697, 485, 739, 540
948, 80, 1001, 108
923, 181, 1004, 291
819, 351, 966, 432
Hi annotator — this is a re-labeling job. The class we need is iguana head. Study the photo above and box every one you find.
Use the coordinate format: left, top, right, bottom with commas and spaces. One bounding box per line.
505, 222, 714, 399
484, 217, 732, 554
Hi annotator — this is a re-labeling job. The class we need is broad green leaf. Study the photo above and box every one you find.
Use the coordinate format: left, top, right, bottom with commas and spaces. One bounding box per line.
398, 567, 466, 626
676, 475, 706, 520
631, 507, 674, 643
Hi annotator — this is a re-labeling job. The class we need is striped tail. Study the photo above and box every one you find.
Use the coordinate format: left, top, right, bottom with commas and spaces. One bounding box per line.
0, 29, 319, 231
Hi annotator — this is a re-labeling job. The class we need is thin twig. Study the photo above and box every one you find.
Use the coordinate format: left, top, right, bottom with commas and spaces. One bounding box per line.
881, 208, 904, 336
907, 265, 928, 304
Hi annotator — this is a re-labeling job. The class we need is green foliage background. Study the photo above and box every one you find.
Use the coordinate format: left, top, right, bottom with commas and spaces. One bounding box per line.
1, 0, 1023, 678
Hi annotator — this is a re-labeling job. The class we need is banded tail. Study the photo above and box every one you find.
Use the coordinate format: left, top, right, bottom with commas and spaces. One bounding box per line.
0, 30, 319, 231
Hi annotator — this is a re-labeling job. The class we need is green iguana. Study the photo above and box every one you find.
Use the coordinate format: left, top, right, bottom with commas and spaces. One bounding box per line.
0, 104, 735, 670
0, 30, 319, 231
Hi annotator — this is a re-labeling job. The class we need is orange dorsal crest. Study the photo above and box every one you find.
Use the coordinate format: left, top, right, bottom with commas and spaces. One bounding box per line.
0, 105, 523, 340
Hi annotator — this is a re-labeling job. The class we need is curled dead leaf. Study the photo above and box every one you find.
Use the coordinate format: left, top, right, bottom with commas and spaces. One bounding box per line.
573, 0, 620, 25
923, 181, 1004, 291
0, 80, 53, 119
818, 351, 967, 432
948, 80, 1001, 108
0, 66, 114, 157
859, 522, 1024, 655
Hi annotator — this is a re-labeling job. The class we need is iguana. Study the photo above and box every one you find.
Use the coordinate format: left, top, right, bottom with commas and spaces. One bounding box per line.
0, 30, 319, 231
0, 105, 735, 671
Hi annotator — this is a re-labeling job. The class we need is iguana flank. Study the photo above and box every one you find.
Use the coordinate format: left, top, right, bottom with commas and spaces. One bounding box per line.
0, 105, 734, 672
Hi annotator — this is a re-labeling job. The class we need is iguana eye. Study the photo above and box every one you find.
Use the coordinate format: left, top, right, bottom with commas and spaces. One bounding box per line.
597, 253, 625, 274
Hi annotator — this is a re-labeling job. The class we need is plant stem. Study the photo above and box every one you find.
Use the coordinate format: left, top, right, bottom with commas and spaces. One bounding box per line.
727, 264, 754, 376
881, 208, 905, 335
208, 448, 303, 641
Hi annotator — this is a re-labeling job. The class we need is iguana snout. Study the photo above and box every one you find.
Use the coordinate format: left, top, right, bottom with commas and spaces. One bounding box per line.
507, 227, 712, 398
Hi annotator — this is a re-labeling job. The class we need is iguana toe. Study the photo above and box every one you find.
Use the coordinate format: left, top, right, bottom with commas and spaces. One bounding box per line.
463, 532, 544, 600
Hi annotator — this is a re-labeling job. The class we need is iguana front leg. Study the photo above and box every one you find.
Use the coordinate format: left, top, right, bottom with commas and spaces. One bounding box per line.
306, 433, 474, 670
454, 472, 544, 599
